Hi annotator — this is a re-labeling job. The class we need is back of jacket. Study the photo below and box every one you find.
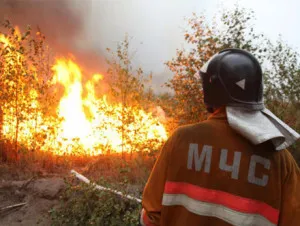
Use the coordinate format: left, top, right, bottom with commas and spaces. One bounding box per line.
141, 108, 300, 226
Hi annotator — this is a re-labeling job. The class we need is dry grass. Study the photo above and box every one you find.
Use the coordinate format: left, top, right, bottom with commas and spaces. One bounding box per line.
0, 139, 158, 186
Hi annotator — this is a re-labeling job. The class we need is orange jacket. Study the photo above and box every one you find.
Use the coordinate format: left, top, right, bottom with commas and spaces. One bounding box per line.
141, 108, 300, 226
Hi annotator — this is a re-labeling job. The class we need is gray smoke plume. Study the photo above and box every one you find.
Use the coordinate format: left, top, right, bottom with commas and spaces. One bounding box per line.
0, 0, 105, 73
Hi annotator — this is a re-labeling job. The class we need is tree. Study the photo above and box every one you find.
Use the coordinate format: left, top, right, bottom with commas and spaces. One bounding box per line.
105, 35, 158, 157
0, 20, 56, 161
264, 39, 300, 103
106, 35, 151, 108
0, 21, 36, 159
165, 14, 217, 125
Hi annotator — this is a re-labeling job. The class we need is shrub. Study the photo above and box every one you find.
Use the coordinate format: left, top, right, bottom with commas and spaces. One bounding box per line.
50, 177, 141, 226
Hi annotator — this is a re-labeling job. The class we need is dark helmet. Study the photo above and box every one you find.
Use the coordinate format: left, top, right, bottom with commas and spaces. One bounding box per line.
199, 48, 264, 111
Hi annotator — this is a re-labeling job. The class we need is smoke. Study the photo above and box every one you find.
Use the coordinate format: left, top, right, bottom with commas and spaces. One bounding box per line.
0, 0, 105, 72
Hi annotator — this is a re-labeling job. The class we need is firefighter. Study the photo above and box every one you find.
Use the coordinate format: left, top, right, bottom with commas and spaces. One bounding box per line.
140, 48, 300, 226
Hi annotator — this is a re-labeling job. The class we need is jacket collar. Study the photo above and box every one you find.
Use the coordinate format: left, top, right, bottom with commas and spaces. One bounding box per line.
207, 106, 227, 121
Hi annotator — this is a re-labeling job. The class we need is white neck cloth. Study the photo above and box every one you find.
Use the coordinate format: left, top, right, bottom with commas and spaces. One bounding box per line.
226, 106, 300, 151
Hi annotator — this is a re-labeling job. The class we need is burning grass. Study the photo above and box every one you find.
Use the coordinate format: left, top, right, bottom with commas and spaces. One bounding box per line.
0, 21, 168, 160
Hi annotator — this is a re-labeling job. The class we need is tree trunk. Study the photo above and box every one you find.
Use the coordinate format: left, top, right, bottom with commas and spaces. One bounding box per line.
0, 107, 6, 162
14, 76, 20, 162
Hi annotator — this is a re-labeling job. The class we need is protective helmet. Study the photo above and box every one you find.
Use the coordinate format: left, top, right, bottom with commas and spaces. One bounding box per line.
199, 48, 264, 111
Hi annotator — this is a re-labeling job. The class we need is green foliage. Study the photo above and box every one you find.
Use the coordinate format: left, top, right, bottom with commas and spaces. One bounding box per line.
50, 178, 141, 226
264, 39, 300, 103
49, 153, 160, 226
219, 7, 265, 54
263, 39, 300, 154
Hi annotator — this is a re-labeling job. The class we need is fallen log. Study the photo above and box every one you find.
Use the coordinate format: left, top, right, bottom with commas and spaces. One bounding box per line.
0, 202, 27, 212
70, 170, 142, 203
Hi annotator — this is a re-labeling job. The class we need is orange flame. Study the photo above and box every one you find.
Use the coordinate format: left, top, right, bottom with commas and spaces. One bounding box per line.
50, 58, 167, 155
0, 29, 168, 156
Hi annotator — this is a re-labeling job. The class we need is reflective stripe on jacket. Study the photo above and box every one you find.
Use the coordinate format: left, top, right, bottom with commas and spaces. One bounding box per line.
141, 107, 300, 226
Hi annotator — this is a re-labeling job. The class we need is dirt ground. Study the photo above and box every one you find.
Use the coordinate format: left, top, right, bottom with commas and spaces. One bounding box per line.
0, 154, 150, 225
0, 175, 66, 226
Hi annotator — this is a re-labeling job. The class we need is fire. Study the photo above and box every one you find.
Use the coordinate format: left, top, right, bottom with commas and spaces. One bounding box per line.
52, 59, 93, 141
0, 27, 168, 156
52, 58, 167, 155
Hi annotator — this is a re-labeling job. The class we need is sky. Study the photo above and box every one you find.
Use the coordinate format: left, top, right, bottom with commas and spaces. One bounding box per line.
80, 0, 300, 92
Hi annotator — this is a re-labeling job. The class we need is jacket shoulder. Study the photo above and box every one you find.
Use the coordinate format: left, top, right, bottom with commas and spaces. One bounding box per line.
278, 149, 300, 175
173, 120, 224, 140
175, 120, 214, 133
